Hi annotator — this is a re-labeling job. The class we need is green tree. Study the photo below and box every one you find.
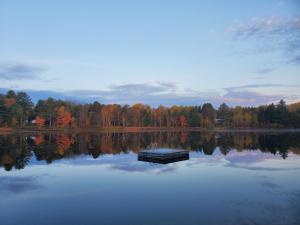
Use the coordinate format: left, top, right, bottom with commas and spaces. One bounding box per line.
217, 103, 232, 127
202, 103, 216, 128
16, 92, 33, 126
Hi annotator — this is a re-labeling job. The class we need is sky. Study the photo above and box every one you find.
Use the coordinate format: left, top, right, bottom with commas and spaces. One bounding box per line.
0, 0, 299, 106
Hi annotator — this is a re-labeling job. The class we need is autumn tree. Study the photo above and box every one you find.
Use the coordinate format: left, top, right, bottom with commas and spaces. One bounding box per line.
35, 116, 45, 128
77, 104, 91, 128
101, 105, 114, 127
130, 103, 144, 126
1, 89, 300, 129
155, 106, 167, 127
35, 98, 58, 127
56, 106, 72, 128
233, 106, 243, 127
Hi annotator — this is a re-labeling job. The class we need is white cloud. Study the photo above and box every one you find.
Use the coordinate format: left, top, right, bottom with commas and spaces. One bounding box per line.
227, 16, 300, 64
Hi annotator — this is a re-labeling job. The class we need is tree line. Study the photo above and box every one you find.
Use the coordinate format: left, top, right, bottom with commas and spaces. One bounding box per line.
1, 90, 300, 129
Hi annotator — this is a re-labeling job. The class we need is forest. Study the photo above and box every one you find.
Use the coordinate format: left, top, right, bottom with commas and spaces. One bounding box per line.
1, 90, 300, 129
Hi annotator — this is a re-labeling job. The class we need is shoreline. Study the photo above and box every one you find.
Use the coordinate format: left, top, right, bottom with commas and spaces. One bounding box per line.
1, 127, 300, 134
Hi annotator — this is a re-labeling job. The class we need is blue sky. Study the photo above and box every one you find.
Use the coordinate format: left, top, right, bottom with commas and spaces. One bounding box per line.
0, 0, 299, 106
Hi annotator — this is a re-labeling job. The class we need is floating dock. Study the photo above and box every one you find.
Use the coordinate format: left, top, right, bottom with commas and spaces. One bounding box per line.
138, 149, 189, 164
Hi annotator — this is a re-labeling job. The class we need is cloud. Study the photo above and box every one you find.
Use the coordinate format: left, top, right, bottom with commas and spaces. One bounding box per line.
224, 83, 300, 92
65, 82, 213, 106
222, 91, 281, 105
228, 16, 300, 64
221, 83, 300, 105
0, 62, 45, 80
67, 82, 298, 106
1, 82, 299, 107
110, 82, 177, 95
260, 181, 281, 189
228, 16, 300, 39
224, 164, 300, 171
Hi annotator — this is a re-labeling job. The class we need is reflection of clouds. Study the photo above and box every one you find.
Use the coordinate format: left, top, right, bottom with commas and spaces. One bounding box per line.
225, 164, 300, 171
221, 150, 300, 171
109, 162, 178, 174
224, 150, 278, 164
42, 148, 300, 174
231, 188, 300, 225
232, 203, 292, 225
107, 156, 179, 174
58, 153, 179, 174
187, 149, 300, 172
290, 191, 300, 224
260, 181, 281, 189
187, 149, 277, 165
0, 176, 43, 194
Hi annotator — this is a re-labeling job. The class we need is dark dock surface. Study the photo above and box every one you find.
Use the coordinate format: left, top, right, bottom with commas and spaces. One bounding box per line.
138, 149, 189, 164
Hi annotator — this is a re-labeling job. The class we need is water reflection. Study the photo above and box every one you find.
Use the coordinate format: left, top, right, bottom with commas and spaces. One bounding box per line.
0, 175, 43, 194
0, 132, 300, 171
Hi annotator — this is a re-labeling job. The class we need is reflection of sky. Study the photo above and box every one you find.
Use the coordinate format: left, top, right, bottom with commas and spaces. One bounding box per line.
26, 148, 300, 174
0, 175, 43, 194
1, 149, 300, 225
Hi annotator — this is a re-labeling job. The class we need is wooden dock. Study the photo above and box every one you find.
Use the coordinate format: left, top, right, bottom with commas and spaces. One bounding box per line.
138, 149, 189, 164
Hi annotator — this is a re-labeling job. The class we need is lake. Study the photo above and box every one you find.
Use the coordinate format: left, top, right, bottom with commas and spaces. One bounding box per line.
0, 131, 300, 225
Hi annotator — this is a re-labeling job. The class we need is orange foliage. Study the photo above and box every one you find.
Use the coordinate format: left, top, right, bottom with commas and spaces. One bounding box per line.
35, 116, 45, 128
56, 106, 72, 128
101, 105, 114, 127
289, 102, 300, 112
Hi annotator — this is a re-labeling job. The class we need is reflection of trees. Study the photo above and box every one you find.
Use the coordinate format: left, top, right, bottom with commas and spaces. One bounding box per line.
0, 135, 32, 171
258, 133, 300, 159
33, 134, 71, 163
1, 132, 300, 171
202, 133, 216, 155
55, 134, 72, 155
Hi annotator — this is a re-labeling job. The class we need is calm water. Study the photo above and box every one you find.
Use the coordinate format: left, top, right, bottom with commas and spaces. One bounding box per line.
1, 132, 300, 225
